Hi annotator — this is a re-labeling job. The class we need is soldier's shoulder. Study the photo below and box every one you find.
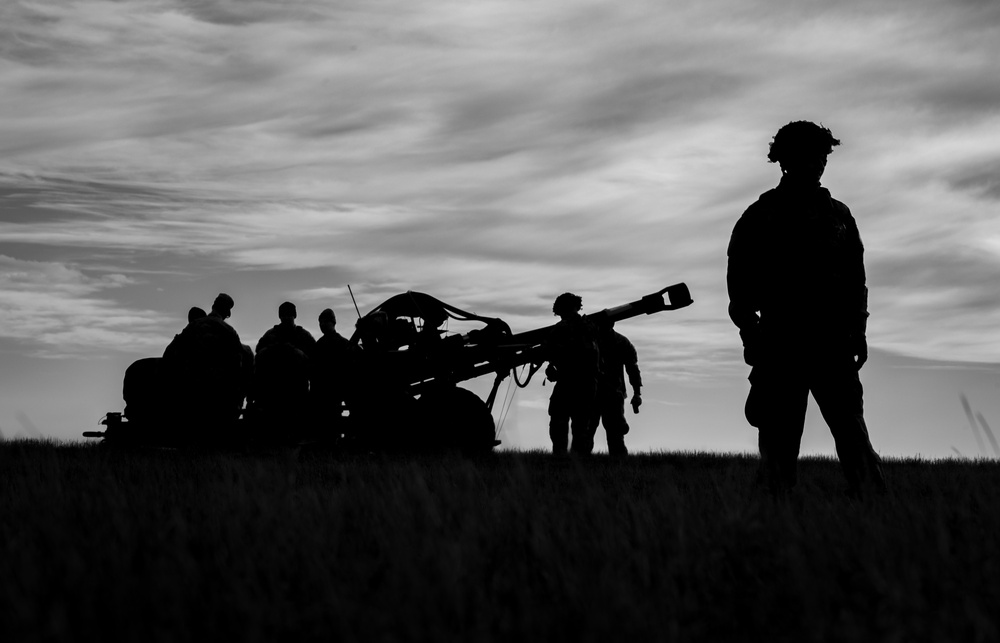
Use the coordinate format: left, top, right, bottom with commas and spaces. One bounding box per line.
615, 331, 637, 354
190, 315, 227, 332
256, 326, 277, 342
829, 195, 853, 216
320, 331, 349, 346
735, 188, 779, 225
730, 191, 775, 252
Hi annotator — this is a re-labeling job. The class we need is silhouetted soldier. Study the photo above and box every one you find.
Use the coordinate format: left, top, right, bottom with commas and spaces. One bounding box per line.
256, 301, 317, 356
163, 293, 246, 437
727, 121, 886, 497
543, 293, 600, 455
188, 306, 207, 323
252, 302, 315, 438
592, 318, 642, 456
310, 308, 356, 429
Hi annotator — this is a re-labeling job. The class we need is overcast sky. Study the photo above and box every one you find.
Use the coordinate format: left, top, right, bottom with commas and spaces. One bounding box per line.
2, 0, 999, 456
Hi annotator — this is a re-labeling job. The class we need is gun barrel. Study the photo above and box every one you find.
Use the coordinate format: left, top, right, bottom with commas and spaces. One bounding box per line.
592, 282, 693, 325
436, 282, 693, 388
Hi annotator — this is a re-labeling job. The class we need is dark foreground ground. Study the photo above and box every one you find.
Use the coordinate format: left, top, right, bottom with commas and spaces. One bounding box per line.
1, 441, 998, 643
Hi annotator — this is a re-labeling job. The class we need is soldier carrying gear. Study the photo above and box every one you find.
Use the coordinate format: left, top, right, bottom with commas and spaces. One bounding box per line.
591, 318, 642, 456
543, 292, 600, 455
727, 121, 886, 497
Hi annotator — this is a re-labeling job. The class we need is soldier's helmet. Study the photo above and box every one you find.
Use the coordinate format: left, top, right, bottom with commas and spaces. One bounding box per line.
213, 293, 235, 314
552, 293, 583, 316
278, 301, 297, 321
767, 121, 840, 163
318, 308, 336, 325
188, 306, 207, 323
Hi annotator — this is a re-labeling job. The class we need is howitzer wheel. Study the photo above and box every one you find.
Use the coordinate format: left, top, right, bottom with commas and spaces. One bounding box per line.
417, 386, 496, 454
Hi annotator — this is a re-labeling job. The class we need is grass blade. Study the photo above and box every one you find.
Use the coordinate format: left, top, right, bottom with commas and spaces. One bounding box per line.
960, 394, 987, 457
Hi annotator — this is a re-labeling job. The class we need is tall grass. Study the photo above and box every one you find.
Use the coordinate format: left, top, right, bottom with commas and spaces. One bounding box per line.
2, 441, 998, 642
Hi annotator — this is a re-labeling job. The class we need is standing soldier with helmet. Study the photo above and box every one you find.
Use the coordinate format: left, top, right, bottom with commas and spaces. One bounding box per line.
727, 120, 886, 497
310, 308, 357, 429
592, 317, 642, 456
543, 293, 600, 455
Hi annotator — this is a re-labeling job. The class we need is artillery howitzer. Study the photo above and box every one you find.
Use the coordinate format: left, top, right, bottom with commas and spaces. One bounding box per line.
85, 283, 692, 451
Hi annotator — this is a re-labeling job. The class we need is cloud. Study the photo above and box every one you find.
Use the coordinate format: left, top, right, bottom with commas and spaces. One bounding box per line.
947, 158, 1000, 201
1, 0, 1000, 373
0, 255, 170, 356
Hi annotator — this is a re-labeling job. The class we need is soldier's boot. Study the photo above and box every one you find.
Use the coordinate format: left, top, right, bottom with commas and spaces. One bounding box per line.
570, 413, 596, 455
607, 431, 628, 456
757, 430, 797, 496
834, 415, 888, 498
841, 444, 887, 499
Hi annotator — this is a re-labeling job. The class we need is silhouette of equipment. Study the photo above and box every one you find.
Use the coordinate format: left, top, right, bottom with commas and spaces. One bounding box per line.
85, 283, 692, 452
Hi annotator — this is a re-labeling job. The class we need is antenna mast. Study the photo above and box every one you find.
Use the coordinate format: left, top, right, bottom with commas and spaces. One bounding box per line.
348, 284, 362, 318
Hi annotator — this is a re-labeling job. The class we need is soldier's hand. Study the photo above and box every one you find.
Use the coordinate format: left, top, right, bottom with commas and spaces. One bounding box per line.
631, 393, 642, 414
853, 335, 869, 370
544, 363, 558, 382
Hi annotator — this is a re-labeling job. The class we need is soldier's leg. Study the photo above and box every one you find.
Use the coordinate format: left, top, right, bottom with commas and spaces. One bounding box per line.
570, 413, 594, 454
746, 365, 809, 493
811, 362, 887, 496
548, 384, 570, 455
601, 390, 629, 456
569, 382, 598, 455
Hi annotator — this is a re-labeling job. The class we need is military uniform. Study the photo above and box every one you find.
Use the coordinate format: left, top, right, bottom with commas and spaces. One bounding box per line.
728, 176, 885, 494
256, 323, 317, 356
162, 312, 246, 435
252, 323, 316, 433
310, 330, 356, 419
544, 316, 600, 454
593, 330, 641, 456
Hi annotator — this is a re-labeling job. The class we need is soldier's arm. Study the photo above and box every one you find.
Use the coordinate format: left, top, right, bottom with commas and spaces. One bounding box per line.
842, 205, 870, 338
727, 212, 762, 332
839, 202, 870, 368
727, 210, 763, 364
623, 337, 642, 393
621, 336, 642, 412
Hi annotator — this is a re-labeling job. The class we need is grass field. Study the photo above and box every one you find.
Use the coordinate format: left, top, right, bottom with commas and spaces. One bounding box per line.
2, 441, 999, 642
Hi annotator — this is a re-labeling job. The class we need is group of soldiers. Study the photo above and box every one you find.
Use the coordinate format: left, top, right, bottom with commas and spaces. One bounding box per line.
148, 119, 888, 497
542, 119, 888, 498
159, 294, 355, 437
542, 293, 643, 456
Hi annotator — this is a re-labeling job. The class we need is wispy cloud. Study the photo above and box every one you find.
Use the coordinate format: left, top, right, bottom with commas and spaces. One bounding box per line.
0, 254, 169, 356
1, 0, 999, 371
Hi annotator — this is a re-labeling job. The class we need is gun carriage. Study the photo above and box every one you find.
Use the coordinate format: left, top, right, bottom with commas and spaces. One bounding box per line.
85, 283, 692, 451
